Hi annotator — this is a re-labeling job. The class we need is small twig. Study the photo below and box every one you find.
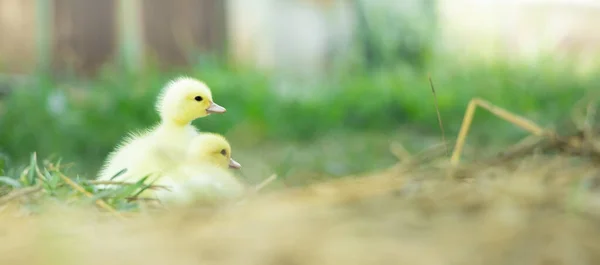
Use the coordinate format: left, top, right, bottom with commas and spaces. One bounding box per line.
0, 185, 43, 205
48, 166, 125, 219
49, 161, 75, 171
255, 174, 277, 192
492, 135, 549, 164
34, 162, 47, 182
233, 174, 279, 207
428, 75, 448, 157
389, 141, 412, 161
86, 180, 171, 191
59, 174, 123, 217
125, 197, 161, 202
450, 98, 546, 165
404, 142, 450, 167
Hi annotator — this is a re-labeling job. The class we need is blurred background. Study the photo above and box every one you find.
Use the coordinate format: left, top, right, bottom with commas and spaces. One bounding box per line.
0, 0, 599, 186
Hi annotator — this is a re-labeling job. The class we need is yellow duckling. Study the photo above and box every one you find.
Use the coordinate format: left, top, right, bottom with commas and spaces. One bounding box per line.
97, 77, 226, 183
150, 133, 246, 205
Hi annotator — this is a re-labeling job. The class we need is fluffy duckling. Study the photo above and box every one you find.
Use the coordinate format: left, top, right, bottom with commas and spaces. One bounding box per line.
97, 77, 226, 183
150, 133, 246, 205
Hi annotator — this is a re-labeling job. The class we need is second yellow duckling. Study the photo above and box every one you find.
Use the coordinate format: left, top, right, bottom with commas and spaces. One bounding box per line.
149, 133, 247, 205
97, 77, 226, 183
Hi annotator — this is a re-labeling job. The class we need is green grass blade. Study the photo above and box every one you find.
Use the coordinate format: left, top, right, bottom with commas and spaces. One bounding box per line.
0, 176, 22, 188
110, 168, 128, 181
129, 176, 156, 198
27, 153, 38, 186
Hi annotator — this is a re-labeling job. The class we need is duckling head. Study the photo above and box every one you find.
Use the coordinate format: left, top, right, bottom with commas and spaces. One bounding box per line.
187, 133, 242, 170
156, 77, 226, 125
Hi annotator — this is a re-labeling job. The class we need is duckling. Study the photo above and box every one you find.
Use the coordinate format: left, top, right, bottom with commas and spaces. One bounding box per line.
96, 77, 226, 183
150, 133, 246, 205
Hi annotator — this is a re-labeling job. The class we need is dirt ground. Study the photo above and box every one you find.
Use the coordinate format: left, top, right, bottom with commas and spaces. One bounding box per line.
1, 149, 600, 265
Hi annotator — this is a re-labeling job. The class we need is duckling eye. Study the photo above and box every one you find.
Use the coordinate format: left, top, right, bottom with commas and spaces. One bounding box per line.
220, 149, 227, 156
194, 96, 203, 102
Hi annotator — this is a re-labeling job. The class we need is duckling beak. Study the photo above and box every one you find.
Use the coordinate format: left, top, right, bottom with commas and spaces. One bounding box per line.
206, 102, 226, 114
229, 158, 241, 169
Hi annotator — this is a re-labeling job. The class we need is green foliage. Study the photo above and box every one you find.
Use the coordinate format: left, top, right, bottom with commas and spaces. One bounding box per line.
352, 0, 436, 70
0, 55, 597, 178
0, 152, 154, 212
0, 152, 8, 176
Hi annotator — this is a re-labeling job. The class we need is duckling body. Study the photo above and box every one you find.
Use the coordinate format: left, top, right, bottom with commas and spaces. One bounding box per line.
144, 133, 246, 205
97, 77, 226, 183
98, 122, 198, 182
153, 163, 246, 205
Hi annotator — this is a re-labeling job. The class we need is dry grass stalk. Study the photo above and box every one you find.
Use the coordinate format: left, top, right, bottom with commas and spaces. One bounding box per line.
254, 174, 277, 192
428, 75, 448, 157
48, 164, 125, 219
0, 185, 43, 206
86, 180, 171, 191
450, 97, 600, 168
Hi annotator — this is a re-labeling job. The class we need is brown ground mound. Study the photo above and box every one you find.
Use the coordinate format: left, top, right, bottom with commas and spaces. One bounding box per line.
1, 150, 600, 265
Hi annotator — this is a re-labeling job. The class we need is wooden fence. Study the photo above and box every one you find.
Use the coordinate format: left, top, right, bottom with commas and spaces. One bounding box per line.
0, 0, 226, 76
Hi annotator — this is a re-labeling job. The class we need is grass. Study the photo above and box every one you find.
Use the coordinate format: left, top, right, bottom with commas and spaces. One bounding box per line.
0, 152, 156, 214
0, 56, 596, 181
